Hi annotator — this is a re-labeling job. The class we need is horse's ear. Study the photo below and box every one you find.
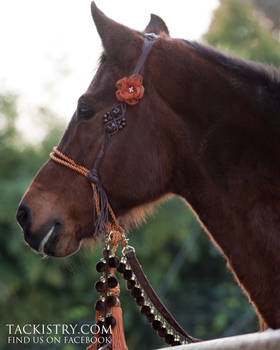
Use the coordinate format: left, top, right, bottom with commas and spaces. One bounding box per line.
144, 14, 169, 36
91, 2, 142, 62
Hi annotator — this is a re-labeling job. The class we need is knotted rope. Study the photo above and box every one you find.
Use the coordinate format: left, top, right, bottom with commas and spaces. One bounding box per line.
50, 147, 123, 238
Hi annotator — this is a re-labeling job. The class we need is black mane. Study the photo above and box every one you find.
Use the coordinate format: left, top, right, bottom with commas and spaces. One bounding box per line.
182, 39, 280, 92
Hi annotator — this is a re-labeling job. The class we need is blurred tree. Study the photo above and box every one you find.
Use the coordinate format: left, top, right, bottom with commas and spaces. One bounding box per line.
205, 0, 280, 67
253, 0, 280, 39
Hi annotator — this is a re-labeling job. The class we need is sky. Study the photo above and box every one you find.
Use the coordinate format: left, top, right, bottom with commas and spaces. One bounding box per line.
0, 0, 219, 141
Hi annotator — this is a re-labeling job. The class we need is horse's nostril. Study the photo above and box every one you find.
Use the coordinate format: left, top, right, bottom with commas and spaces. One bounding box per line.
16, 204, 31, 231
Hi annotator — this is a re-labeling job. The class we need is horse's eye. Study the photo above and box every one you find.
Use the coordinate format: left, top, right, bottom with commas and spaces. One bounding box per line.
78, 106, 94, 119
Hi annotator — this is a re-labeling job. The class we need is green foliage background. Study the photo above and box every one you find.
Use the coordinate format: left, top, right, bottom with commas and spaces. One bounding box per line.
1, 1, 280, 349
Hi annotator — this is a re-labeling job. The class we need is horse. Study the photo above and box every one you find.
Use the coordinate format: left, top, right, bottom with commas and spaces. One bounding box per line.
16, 2, 280, 332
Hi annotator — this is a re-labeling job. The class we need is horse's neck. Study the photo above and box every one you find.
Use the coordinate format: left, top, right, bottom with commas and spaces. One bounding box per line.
168, 44, 280, 328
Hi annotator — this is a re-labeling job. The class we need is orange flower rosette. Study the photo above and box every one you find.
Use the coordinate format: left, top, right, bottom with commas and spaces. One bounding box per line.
115, 74, 144, 106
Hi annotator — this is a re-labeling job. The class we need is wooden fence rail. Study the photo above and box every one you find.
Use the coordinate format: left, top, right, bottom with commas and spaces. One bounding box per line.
156, 329, 280, 350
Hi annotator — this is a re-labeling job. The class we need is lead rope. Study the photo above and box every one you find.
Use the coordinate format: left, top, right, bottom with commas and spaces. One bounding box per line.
50, 147, 201, 348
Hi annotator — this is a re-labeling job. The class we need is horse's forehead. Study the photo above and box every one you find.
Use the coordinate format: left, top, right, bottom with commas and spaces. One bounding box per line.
86, 59, 120, 95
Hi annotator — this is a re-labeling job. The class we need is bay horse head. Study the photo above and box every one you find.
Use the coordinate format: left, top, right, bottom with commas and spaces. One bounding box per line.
16, 1, 280, 331
16, 3, 173, 257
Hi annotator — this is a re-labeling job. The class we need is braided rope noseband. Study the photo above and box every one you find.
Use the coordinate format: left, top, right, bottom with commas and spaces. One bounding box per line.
49, 147, 123, 233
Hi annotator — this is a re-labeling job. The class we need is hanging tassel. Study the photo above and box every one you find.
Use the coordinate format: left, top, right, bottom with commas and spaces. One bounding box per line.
87, 265, 128, 350
109, 298, 127, 350
88, 179, 109, 239
87, 291, 127, 350
87, 132, 112, 239
86, 310, 104, 350
107, 283, 127, 350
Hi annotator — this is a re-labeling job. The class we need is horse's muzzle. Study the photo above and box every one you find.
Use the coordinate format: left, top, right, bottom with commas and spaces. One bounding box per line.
16, 203, 61, 254
16, 203, 31, 233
